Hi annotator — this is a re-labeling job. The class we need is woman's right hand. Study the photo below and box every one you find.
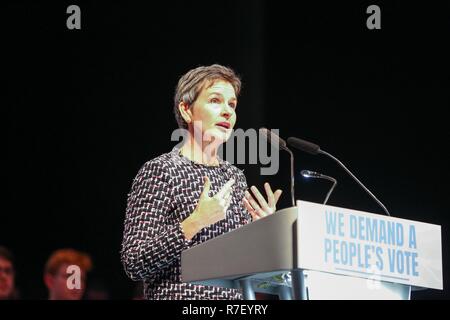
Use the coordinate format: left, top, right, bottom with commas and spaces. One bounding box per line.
181, 176, 235, 240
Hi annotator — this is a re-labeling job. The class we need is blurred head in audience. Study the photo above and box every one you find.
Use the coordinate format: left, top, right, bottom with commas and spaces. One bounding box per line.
0, 246, 16, 300
44, 248, 92, 300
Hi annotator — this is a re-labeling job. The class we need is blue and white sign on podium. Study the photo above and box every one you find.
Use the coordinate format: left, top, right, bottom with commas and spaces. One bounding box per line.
296, 200, 443, 299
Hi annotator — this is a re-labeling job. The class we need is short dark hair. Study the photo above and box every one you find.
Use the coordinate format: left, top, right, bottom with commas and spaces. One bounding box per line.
0, 246, 14, 265
44, 248, 92, 275
173, 64, 242, 129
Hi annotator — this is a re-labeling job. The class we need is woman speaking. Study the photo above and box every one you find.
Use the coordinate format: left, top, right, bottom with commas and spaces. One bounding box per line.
121, 64, 282, 300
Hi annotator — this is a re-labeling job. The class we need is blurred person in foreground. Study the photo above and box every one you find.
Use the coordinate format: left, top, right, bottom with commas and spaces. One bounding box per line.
44, 248, 92, 300
0, 246, 18, 300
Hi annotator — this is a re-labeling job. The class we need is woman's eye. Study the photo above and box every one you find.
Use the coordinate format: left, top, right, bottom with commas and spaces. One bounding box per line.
210, 98, 220, 104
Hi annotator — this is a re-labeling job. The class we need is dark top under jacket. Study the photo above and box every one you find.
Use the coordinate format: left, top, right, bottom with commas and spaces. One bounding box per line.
121, 147, 251, 300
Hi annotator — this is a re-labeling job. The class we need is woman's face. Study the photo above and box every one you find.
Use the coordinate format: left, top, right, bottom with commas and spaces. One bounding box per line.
0, 257, 15, 300
189, 80, 237, 143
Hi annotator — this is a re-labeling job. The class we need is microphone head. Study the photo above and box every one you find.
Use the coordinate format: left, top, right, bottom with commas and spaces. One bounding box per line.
260, 128, 287, 150
301, 170, 322, 178
301, 169, 337, 205
301, 169, 337, 184
287, 137, 321, 155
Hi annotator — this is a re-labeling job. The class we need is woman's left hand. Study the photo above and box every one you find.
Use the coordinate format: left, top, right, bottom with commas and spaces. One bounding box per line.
243, 183, 282, 221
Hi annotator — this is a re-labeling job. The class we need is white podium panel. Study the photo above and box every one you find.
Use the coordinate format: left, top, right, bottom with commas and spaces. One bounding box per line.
304, 270, 411, 300
296, 201, 443, 290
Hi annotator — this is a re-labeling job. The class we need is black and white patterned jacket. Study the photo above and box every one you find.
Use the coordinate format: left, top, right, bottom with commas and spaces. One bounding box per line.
121, 147, 251, 299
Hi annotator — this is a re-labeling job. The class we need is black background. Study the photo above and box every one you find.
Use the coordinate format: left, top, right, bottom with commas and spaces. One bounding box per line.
2, 1, 449, 299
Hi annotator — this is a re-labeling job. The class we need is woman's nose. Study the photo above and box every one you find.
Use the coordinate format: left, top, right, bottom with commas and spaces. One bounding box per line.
221, 104, 234, 119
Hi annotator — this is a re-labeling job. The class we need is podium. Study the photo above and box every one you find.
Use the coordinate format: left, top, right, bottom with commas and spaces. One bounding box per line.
181, 201, 443, 300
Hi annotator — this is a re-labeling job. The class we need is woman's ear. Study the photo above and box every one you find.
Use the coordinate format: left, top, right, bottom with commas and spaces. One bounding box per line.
44, 273, 54, 290
178, 101, 192, 124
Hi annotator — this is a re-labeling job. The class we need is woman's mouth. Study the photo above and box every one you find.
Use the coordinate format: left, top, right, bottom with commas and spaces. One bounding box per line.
216, 122, 231, 129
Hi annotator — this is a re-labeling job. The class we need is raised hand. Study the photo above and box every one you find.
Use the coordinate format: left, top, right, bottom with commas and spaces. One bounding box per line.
181, 176, 235, 240
243, 183, 282, 221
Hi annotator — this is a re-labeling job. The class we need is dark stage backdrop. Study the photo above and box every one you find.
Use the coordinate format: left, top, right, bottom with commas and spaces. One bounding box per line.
2, 1, 449, 299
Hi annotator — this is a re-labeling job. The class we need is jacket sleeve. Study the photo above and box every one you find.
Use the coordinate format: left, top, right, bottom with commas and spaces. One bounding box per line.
235, 167, 252, 224
121, 160, 191, 281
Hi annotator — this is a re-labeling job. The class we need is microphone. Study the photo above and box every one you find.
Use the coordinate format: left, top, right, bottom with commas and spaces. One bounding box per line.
301, 170, 337, 205
288, 137, 391, 216
260, 127, 289, 151
287, 137, 321, 155
260, 128, 295, 207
